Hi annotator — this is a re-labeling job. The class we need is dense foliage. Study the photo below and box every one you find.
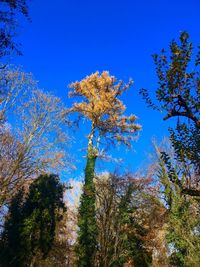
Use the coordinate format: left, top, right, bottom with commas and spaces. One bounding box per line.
75, 150, 98, 267
0, 174, 66, 267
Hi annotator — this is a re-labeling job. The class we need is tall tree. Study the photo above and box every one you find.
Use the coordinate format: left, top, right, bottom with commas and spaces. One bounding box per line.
140, 32, 200, 197
0, 67, 71, 210
0, 173, 66, 267
65, 71, 141, 266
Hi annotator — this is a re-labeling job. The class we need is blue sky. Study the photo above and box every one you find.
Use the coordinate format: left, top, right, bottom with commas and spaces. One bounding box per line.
11, 0, 200, 180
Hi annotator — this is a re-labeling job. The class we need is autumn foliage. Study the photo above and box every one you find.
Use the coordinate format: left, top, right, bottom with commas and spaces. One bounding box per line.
66, 71, 141, 149
0, 26, 199, 267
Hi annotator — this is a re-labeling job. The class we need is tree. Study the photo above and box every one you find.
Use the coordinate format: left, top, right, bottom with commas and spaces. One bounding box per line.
65, 71, 141, 266
95, 172, 165, 267
34, 208, 77, 267
0, 188, 24, 267
157, 148, 200, 267
0, 67, 36, 208
0, 66, 32, 124
140, 32, 200, 197
0, 174, 66, 267
0, 0, 29, 58
0, 67, 71, 210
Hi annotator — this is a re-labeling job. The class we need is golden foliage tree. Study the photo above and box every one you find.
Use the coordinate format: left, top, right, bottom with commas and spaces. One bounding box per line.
67, 71, 141, 152
64, 71, 141, 267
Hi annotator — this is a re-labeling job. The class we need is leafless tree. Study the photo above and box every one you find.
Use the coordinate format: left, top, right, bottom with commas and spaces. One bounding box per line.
0, 67, 73, 211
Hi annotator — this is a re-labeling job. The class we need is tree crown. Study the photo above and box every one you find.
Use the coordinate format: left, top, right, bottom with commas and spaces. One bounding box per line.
66, 71, 141, 149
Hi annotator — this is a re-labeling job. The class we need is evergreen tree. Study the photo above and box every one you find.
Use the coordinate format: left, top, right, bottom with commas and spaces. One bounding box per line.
0, 174, 66, 267
0, 189, 24, 267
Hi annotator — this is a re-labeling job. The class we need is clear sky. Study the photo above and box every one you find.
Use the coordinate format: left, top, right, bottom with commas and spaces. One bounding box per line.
11, 0, 200, 180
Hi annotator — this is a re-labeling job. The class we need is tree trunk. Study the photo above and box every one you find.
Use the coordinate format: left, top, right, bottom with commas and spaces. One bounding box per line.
76, 124, 98, 267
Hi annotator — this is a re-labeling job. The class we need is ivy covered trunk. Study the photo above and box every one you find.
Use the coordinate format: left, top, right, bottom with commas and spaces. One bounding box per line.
76, 128, 98, 267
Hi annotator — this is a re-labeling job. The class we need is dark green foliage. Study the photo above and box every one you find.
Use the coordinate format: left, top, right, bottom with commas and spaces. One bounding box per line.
0, 174, 66, 267
116, 184, 152, 267
21, 174, 66, 261
0, 189, 24, 267
75, 149, 98, 267
110, 183, 136, 267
